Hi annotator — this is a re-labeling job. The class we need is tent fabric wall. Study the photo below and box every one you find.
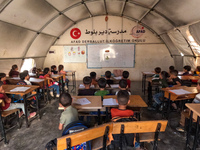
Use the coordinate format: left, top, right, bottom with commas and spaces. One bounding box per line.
189, 21, 200, 47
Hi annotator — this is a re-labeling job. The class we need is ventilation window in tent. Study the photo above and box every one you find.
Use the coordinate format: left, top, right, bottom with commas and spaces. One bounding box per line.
20, 58, 35, 72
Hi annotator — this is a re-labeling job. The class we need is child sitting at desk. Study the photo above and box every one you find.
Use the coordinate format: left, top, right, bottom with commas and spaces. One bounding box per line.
169, 66, 175, 74
182, 65, 191, 76
105, 71, 114, 85
78, 76, 95, 96
122, 71, 131, 88
51, 65, 58, 74
95, 78, 109, 98
9, 64, 19, 77
0, 81, 36, 119
115, 79, 131, 95
58, 92, 78, 130
39, 67, 60, 97
0, 73, 7, 85
90, 72, 98, 86
168, 70, 182, 86
152, 67, 161, 81
58, 64, 69, 89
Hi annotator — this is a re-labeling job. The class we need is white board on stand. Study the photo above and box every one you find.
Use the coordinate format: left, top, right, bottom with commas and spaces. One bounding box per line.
87, 44, 135, 68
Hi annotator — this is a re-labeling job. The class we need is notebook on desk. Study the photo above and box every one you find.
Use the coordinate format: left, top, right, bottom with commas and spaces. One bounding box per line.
10, 87, 31, 92
103, 98, 118, 106
169, 89, 192, 95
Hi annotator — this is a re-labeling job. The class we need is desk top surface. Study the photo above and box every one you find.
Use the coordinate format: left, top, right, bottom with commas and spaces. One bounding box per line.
162, 86, 198, 95
72, 96, 102, 110
3, 85, 39, 96
178, 76, 200, 80
103, 95, 147, 107
185, 103, 200, 116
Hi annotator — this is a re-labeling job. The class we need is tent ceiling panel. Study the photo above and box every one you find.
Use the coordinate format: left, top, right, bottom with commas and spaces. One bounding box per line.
128, 0, 159, 7
64, 3, 91, 22
45, 0, 81, 11
85, 0, 106, 16
0, 21, 36, 58
160, 34, 180, 56
123, 2, 149, 20
25, 34, 56, 57
42, 15, 74, 37
0, 59, 22, 75
155, 0, 200, 26
106, 0, 125, 15
142, 11, 174, 35
168, 30, 193, 56
0, 0, 58, 31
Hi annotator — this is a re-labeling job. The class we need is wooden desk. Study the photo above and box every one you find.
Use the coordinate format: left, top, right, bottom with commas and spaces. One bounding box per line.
3, 85, 40, 127
65, 71, 76, 92
51, 74, 64, 93
185, 103, 200, 149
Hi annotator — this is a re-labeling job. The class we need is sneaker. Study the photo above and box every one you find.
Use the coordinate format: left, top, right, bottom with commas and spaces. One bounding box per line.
30, 103, 37, 109
56, 94, 60, 98
176, 126, 185, 132
28, 112, 36, 119
50, 91, 54, 97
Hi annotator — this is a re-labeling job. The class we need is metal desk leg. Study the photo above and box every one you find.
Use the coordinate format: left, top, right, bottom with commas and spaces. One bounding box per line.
105, 107, 109, 122
71, 72, 76, 93
144, 75, 147, 95
36, 89, 40, 119
166, 93, 171, 119
186, 111, 193, 148
148, 81, 152, 106
23, 94, 29, 128
61, 76, 64, 92
192, 116, 200, 150
0, 112, 7, 144
142, 74, 144, 93
98, 109, 101, 125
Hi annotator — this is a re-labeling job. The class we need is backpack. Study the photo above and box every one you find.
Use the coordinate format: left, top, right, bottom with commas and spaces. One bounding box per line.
45, 121, 91, 150
109, 117, 138, 150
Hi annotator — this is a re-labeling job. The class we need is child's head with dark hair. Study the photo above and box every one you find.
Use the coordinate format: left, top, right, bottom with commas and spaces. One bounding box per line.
98, 78, 107, 88
43, 68, 50, 75
0, 73, 6, 81
183, 65, 191, 72
122, 71, 129, 79
169, 66, 175, 72
59, 92, 72, 107
90, 72, 96, 79
51, 65, 57, 71
0, 81, 3, 92
160, 71, 169, 80
58, 65, 64, 72
105, 71, 111, 79
12, 64, 18, 71
117, 90, 130, 105
83, 76, 92, 86
170, 70, 178, 78
32, 67, 37, 73
154, 67, 161, 74
20, 70, 29, 80
119, 79, 128, 89
196, 66, 200, 72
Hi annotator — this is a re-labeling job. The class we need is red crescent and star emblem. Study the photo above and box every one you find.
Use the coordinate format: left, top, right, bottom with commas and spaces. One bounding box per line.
70, 28, 81, 39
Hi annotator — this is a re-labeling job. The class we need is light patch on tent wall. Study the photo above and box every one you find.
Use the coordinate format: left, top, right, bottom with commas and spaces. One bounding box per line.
186, 30, 200, 55
180, 52, 184, 56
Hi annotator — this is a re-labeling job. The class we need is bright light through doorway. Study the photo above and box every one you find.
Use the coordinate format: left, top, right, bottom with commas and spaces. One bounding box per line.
20, 58, 35, 72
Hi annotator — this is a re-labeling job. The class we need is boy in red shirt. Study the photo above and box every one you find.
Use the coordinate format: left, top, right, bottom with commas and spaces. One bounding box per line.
111, 90, 133, 118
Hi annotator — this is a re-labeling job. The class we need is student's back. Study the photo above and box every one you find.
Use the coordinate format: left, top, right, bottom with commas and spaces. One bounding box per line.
9, 64, 19, 77
94, 78, 109, 98
105, 71, 113, 85
78, 76, 95, 96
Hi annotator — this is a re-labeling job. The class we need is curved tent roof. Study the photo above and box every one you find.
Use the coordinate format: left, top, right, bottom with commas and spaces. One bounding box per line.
0, 0, 200, 70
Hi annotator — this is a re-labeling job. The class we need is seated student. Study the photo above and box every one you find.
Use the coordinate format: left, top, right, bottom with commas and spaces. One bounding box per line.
110, 90, 140, 149
95, 78, 109, 98
148, 71, 169, 111
193, 66, 200, 76
0, 81, 36, 119
58, 64, 69, 89
115, 79, 131, 95
39, 67, 60, 97
78, 76, 95, 96
168, 70, 182, 87
169, 66, 175, 73
90, 72, 98, 86
105, 71, 113, 85
182, 65, 191, 76
122, 71, 131, 88
58, 92, 78, 130
0, 73, 7, 84
152, 67, 161, 81
9, 64, 19, 77
51, 65, 58, 74
176, 79, 200, 132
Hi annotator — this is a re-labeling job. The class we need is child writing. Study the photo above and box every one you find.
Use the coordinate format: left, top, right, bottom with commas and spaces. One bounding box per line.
0, 81, 36, 119
9, 64, 19, 77
95, 78, 109, 98
39, 67, 60, 97
78, 76, 95, 96
105, 71, 113, 85
58, 92, 78, 130
122, 71, 131, 88
90, 72, 98, 86
115, 79, 131, 95
58, 64, 69, 89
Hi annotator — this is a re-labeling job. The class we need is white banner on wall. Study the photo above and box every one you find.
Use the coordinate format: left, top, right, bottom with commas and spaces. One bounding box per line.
63, 46, 86, 63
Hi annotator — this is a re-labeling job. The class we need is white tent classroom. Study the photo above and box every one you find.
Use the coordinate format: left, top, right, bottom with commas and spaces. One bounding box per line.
0, 0, 200, 150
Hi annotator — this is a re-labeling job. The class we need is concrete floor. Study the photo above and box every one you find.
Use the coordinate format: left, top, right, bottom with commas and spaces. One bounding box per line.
0, 81, 188, 150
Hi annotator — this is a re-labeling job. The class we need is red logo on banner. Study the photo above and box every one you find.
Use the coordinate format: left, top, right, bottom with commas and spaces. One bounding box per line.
130, 25, 145, 38
70, 28, 81, 39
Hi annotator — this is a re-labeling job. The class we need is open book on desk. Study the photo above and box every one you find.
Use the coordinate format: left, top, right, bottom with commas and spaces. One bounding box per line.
169, 89, 192, 95
10, 87, 31, 92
